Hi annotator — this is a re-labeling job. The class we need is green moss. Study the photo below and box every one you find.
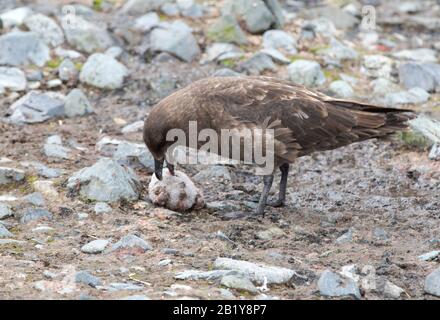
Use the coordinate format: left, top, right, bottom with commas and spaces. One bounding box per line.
220, 59, 236, 68
74, 62, 83, 71
46, 58, 62, 69
93, 0, 103, 11
323, 69, 340, 82
397, 130, 432, 150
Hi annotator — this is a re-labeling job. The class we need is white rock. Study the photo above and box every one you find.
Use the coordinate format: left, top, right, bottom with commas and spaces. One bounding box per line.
121, 121, 144, 134
383, 280, 405, 298
79, 53, 128, 89
133, 12, 160, 32
329, 80, 354, 98
362, 55, 394, 79
287, 60, 325, 87
262, 30, 297, 55
384, 87, 430, 106
81, 239, 109, 254
64, 89, 93, 118
24, 13, 64, 47
0, 67, 27, 91
149, 169, 204, 211
0, 7, 33, 28
392, 48, 438, 63
58, 59, 78, 82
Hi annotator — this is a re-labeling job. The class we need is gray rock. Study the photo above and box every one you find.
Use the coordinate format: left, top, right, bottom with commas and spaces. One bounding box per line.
121, 121, 144, 134
109, 234, 152, 252
399, 63, 440, 92
213, 257, 295, 285
220, 275, 258, 294
105, 46, 123, 59
0, 239, 26, 246
21, 161, 61, 178
238, 53, 276, 75
107, 283, 144, 291
64, 89, 93, 118
121, 0, 171, 15
32, 226, 54, 234
43, 135, 71, 159
371, 78, 401, 96
429, 143, 440, 161
7, 91, 65, 124
262, 30, 297, 55
263, 0, 284, 28
0, 223, 13, 238
150, 22, 201, 62
302, 18, 337, 38
161, 3, 180, 16
424, 267, 440, 297
133, 12, 160, 32
392, 48, 437, 63
23, 192, 45, 207
384, 87, 430, 106
67, 158, 140, 202
317, 270, 361, 299
207, 15, 248, 45
329, 80, 354, 98
178, 0, 204, 18
206, 201, 241, 212
121, 295, 151, 300
362, 55, 393, 79
418, 250, 440, 261
0, 67, 27, 91
372, 227, 388, 240
223, 0, 276, 33
20, 208, 53, 223
54, 47, 83, 60
256, 227, 285, 241
318, 39, 358, 63
61, 15, 113, 53
24, 13, 64, 47
204, 43, 243, 63
0, 31, 50, 67
336, 230, 353, 244
260, 48, 290, 64
113, 141, 155, 171
79, 53, 128, 89
158, 259, 172, 266
212, 68, 241, 77
175, 269, 238, 281
47, 79, 62, 89
287, 60, 325, 87
58, 59, 78, 82
81, 239, 109, 254
383, 280, 404, 299
0, 203, 13, 219
192, 165, 231, 183
94, 202, 112, 214
0, 167, 25, 185
0, 7, 33, 28
75, 271, 102, 287
306, 5, 359, 30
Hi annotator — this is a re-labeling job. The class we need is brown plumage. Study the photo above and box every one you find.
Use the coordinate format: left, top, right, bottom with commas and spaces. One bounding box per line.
144, 76, 415, 215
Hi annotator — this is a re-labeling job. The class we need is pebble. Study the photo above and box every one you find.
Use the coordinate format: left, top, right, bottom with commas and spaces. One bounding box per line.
0, 67, 27, 91
64, 89, 93, 118
94, 202, 112, 214
75, 271, 102, 288
0, 223, 13, 238
418, 250, 440, 261
0, 203, 13, 219
220, 275, 258, 294
109, 234, 152, 252
20, 208, 53, 224
317, 270, 361, 299
81, 239, 109, 254
0, 167, 25, 185
287, 60, 325, 87
424, 267, 440, 297
79, 53, 128, 89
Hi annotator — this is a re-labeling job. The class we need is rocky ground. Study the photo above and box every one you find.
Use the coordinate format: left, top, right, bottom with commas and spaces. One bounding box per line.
1, 0, 440, 300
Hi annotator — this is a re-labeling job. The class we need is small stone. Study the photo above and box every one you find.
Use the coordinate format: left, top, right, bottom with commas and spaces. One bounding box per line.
80, 53, 128, 89
383, 280, 405, 299
372, 227, 388, 240
384, 87, 430, 106
77, 212, 89, 220
212, 68, 241, 77
64, 89, 93, 118
47, 79, 62, 88
392, 48, 437, 63
61, 15, 113, 53
107, 283, 144, 291
24, 13, 64, 47
207, 15, 248, 45
158, 259, 172, 266
20, 208, 53, 224
23, 192, 46, 207
371, 78, 401, 96
362, 55, 393, 79
81, 239, 109, 254
287, 60, 325, 87
262, 30, 297, 55
220, 275, 258, 294
429, 143, 440, 161
121, 295, 150, 300
32, 226, 54, 234
399, 62, 440, 93
109, 234, 152, 252
336, 229, 353, 244
238, 53, 276, 75
133, 12, 160, 32
75, 271, 102, 288
317, 270, 361, 299
58, 59, 78, 82
161, 3, 180, 16
121, 121, 144, 134
204, 43, 243, 63
329, 80, 354, 98
0, 7, 33, 28
256, 227, 285, 240
0, 31, 50, 67
418, 250, 440, 261
0, 67, 27, 91
67, 158, 140, 203
425, 267, 440, 297
43, 135, 71, 159
0, 203, 13, 219
318, 39, 358, 64
193, 165, 232, 183
113, 141, 155, 171
0, 167, 25, 185
175, 270, 238, 282
150, 22, 201, 62
7, 91, 65, 124
302, 18, 337, 38
0, 223, 13, 238
94, 202, 112, 214
104, 46, 123, 59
